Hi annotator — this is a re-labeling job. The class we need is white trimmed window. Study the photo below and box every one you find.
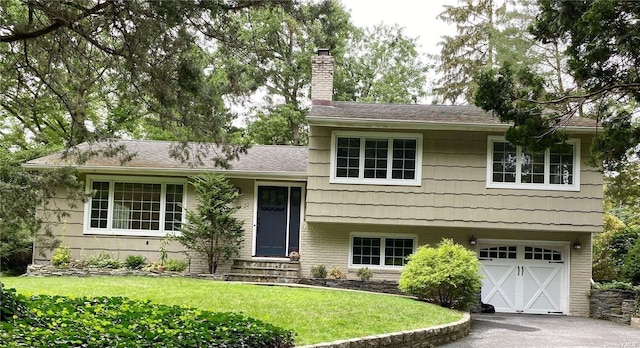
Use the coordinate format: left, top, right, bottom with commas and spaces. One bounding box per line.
350, 234, 415, 268
330, 131, 422, 186
85, 176, 186, 236
486, 136, 580, 191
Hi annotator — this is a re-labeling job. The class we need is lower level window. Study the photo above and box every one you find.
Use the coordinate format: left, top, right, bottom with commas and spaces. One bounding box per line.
86, 177, 185, 235
351, 236, 414, 267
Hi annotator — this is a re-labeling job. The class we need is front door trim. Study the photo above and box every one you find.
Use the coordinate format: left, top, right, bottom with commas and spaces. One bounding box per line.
252, 181, 305, 259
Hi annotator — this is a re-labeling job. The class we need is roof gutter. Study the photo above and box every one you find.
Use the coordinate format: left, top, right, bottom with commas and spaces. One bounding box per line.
21, 163, 308, 181
306, 116, 598, 134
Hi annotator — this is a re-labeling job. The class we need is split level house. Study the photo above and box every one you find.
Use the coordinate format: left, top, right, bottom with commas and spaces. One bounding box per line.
25, 50, 603, 317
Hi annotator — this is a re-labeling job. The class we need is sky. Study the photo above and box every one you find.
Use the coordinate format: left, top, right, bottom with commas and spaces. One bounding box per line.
342, 0, 457, 57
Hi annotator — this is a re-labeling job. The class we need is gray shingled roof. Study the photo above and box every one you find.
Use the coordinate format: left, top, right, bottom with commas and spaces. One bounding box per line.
308, 101, 598, 129
24, 140, 308, 177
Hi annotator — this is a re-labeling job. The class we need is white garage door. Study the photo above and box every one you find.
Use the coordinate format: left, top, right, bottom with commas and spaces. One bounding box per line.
479, 242, 568, 315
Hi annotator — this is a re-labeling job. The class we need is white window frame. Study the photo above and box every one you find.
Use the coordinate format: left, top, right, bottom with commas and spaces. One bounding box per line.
330, 131, 423, 186
83, 175, 187, 237
486, 136, 581, 191
349, 232, 417, 269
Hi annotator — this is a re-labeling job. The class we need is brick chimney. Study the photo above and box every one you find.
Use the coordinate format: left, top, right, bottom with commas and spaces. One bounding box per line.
311, 48, 334, 106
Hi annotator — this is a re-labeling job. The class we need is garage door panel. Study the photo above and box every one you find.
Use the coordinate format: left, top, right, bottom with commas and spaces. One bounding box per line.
481, 264, 518, 312
479, 242, 567, 315
522, 265, 563, 313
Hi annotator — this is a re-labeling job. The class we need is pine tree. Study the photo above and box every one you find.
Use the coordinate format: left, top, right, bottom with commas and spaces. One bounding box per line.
434, 0, 540, 104
176, 174, 244, 274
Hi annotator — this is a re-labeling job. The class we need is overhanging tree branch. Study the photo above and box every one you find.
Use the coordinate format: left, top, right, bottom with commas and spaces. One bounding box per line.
520, 84, 640, 105
0, 1, 113, 43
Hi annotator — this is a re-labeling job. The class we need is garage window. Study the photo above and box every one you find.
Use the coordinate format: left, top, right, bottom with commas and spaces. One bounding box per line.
524, 246, 562, 261
479, 246, 517, 259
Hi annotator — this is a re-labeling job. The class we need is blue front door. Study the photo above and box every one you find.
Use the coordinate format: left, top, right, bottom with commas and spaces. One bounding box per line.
256, 186, 289, 256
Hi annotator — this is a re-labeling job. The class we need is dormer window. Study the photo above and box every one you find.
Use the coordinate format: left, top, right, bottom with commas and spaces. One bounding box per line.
486, 136, 581, 191
330, 131, 422, 186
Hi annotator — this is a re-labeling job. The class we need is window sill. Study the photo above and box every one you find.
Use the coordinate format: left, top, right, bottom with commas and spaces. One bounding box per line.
330, 178, 421, 186
486, 182, 580, 192
349, 265, 404, 272
84, 229, 177, 237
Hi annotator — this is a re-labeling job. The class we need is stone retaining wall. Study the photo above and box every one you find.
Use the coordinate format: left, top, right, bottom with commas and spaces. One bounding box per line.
297, 313, 471, 348
590, 289, 638, 325
297, 278, 403, 295
26, 264, 224, 280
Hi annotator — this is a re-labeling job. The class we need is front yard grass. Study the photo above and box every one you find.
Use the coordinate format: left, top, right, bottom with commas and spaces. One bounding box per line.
1, 276, 462, 345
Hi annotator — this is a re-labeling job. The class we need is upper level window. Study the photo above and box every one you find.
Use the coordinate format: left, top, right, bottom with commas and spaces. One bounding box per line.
331, 131, 422, 186
85, 176, 186, 236
486, 136, 580, 191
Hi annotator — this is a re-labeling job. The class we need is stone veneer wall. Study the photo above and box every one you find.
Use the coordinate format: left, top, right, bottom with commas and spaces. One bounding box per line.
298, 278, 403, 295
590, 289, 638, 325
297, 313, 471, 348
26, 265, 225, 280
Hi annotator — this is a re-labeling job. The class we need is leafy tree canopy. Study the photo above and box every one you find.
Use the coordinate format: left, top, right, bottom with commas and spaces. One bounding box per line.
0, 145, 84, 272
335, 24, 430, 104
240, 7, 430, 145
434, 0, 543, 104
474, 0, 640, 170
0, 0, 299, 164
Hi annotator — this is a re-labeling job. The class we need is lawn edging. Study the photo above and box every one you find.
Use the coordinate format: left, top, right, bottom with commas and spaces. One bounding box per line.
296, 312, 471, 348
26, 264, 224, 280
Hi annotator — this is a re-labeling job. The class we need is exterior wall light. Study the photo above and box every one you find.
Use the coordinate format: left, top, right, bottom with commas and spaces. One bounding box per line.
469, 235, 477, 246
573, 241, 582, 249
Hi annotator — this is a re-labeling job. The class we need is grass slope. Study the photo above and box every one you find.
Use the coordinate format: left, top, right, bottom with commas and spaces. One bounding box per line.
1, 276, 461, 345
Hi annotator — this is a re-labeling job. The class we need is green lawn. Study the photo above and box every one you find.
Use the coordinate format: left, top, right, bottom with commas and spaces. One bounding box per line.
1, 276, 461, 345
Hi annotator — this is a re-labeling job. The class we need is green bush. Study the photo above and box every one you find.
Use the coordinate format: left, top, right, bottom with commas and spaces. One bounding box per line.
0, 291, 295, 347
125, 255, 145, 270
356, 267, 373, 281
623, 238, 640, 285
399, 239, 482, 310
311, 265, 327, 278
0, 285, 28, 321
50, 245, 71, 267
327, 267, 347, 280
593, 219, 640, 282
87, 252, 124, 269
164, 258, 188, 272
592, 281, 639, 291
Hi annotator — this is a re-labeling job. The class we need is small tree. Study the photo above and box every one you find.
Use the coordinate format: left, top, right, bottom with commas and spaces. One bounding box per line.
399, 239, 482, 310
623, 238, 640, 285
176, 174, 244, 274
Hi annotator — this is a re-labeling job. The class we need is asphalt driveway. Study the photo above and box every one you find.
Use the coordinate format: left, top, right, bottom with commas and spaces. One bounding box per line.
443, 313, 640, 348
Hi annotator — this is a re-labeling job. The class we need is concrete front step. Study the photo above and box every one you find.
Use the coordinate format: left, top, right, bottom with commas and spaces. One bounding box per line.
225, 273, 300, 284
229, 258, 301, 283
234, 265, 300, 271
232, 259, 300, 269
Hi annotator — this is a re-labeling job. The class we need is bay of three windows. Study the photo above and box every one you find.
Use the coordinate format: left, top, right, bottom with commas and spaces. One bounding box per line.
332, 131, 422, 185
488, 136, 580, 190
87, 177, 185, 235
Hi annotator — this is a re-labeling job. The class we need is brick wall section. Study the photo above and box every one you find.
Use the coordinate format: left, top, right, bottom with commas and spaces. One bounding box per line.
311, 54, 334, 103
296, 313, 470, 348
590, 289, 639, 325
